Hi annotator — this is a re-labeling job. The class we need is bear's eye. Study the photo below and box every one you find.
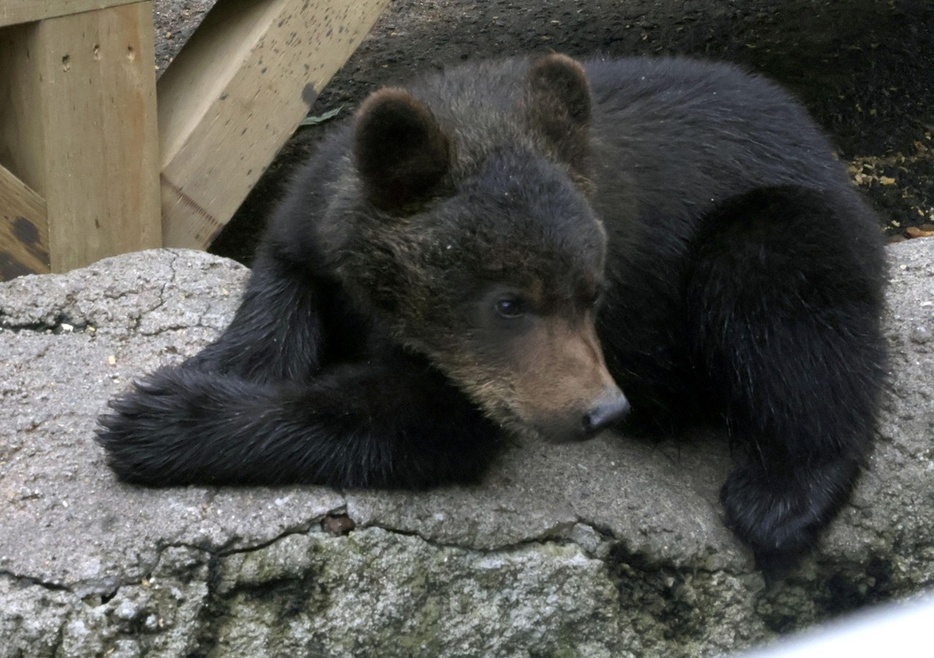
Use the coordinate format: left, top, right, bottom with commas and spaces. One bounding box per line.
494, 296, 525, 319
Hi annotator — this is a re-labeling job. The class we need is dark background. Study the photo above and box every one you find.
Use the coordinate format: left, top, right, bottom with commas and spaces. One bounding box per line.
152, 0, 934, 265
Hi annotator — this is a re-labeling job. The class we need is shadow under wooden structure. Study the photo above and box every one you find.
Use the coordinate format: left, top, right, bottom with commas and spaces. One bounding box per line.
0, 0, 387, 281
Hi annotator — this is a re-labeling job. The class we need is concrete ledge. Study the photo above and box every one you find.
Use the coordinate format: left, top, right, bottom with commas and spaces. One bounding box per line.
0, 243, 932, 657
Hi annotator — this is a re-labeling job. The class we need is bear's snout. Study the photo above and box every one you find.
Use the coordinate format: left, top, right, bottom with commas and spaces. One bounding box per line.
498, 315, 627, 443
581, 386, 630, 438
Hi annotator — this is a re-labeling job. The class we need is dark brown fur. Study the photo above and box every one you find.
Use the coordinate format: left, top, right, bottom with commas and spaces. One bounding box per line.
97, 54, 886, 568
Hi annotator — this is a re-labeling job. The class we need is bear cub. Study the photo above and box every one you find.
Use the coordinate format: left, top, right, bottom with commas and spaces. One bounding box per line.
97, 54, 887, 566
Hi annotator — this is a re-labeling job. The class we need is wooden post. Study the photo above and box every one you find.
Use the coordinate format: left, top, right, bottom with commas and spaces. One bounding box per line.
0, 2, 161, 278
1, 0, 385, 279
158, 0, 389, 249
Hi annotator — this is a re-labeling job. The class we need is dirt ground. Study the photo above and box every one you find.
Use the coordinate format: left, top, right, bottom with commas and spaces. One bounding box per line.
153, 0, 934, 264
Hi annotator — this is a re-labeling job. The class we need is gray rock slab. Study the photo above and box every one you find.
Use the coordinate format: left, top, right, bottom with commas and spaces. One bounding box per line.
1, 243, 932, 658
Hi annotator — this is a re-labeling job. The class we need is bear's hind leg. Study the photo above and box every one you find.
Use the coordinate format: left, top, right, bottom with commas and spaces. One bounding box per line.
686, 186, 886, 565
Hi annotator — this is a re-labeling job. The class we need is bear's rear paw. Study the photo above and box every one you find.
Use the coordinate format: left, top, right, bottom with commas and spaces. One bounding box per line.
720, 456, 860, 570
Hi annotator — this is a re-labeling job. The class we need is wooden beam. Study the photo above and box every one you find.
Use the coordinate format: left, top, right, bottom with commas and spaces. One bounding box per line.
0, 164, 50, 280
158, 0, 389, 249
0, 24, 46, 198
0, 23, 49, 282
1, 7, 161, 278
5, 4, 162, 274
0, 1, 144, 28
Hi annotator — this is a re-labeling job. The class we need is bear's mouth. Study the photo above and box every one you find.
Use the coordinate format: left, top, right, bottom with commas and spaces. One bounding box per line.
478, 392, 627, 445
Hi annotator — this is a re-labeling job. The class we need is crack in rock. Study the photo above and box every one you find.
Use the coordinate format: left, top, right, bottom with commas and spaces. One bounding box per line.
2, 245, 933, 657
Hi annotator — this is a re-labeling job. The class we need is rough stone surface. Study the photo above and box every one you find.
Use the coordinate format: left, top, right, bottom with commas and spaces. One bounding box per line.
1, 243, 932, 658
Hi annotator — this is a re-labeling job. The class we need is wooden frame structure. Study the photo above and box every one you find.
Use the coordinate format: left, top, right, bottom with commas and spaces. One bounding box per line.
0, 0, 387, 280
0, 1, 160, 280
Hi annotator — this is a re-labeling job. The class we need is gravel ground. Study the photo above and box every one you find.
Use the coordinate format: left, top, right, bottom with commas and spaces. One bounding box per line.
153, 0, 934, 263
152, 0, 213, 74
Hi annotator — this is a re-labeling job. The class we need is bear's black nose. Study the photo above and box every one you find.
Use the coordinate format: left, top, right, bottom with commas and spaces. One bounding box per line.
582, 388, 630, 437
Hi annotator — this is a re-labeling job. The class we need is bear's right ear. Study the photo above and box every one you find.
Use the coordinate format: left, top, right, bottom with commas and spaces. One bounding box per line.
353, 88, 452, 212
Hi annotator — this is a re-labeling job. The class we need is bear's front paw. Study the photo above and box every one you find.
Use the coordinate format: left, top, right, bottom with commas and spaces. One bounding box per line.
95, 368, 203, 485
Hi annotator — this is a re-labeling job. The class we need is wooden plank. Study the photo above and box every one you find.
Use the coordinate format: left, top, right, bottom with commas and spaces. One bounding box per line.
0, 23, 50, 281
0, 164, 50, 279
158, 0, 388, 249
28, 3, 162, 272
0, 0, 144, 28
0, 24, 46, 199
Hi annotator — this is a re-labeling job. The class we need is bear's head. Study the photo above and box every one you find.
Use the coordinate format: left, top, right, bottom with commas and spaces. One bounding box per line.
333, 54, 628, 442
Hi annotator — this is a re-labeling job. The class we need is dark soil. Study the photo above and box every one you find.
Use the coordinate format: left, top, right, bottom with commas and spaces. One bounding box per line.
161, 0, 934, 264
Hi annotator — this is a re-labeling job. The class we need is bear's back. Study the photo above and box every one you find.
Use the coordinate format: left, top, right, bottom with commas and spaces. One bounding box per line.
583, 57, 854, 233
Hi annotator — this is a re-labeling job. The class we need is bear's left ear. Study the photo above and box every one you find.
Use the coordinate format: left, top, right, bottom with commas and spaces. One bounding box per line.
524, 54, 592, 175
353, 88, 452, 212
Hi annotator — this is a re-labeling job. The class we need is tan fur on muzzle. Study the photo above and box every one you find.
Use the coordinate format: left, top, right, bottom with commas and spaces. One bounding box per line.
508, 314, 624, 441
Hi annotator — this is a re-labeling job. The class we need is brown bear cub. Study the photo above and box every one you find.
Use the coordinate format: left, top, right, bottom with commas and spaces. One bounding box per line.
98, 54, 887, 566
